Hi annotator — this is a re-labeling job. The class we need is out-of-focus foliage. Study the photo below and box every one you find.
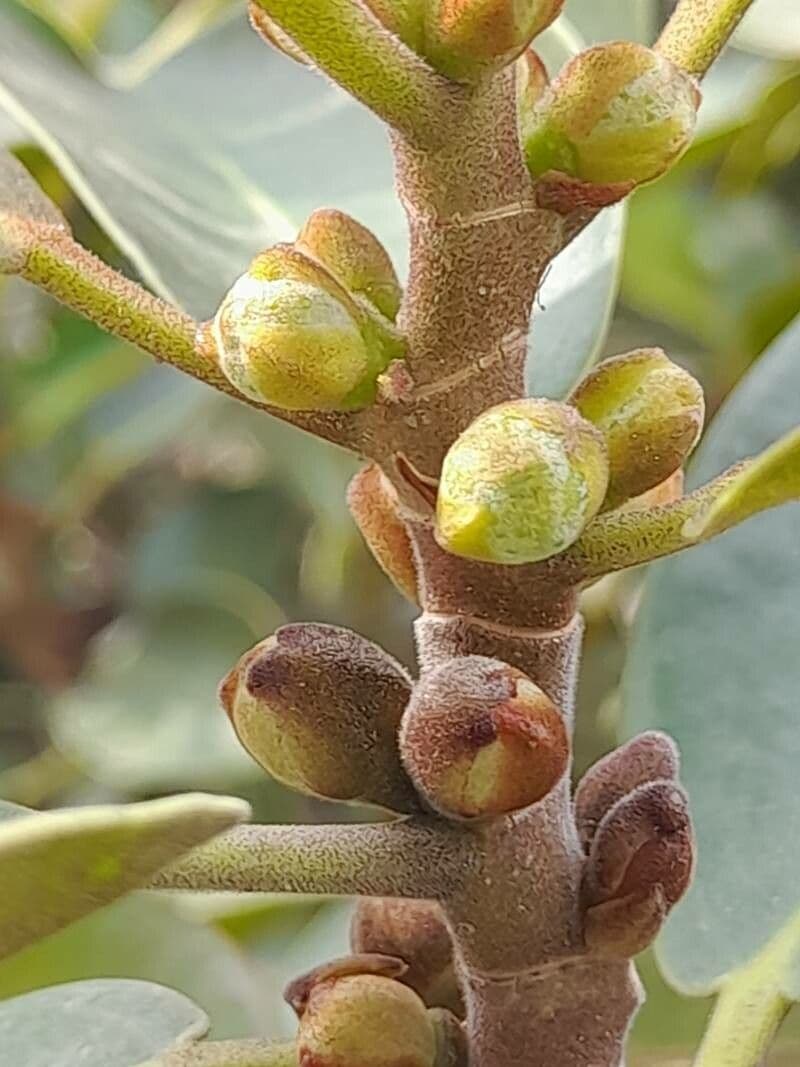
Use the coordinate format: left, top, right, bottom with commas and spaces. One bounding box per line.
0, 1, 799, 1064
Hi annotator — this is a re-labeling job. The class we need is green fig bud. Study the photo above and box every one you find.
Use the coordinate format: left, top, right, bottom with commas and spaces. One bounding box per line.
351, 899, 463, 1016
400, 656, 569, 820
523, 42, 700, 188
219, 623, 420, 813
297, 209, 403, 321
570, 348, 705, 510
436, 398, 609, 564
290, 955, 438, 1067
425, 0, 564, 82
348, 463, 419, 604
364, 0, 425, 52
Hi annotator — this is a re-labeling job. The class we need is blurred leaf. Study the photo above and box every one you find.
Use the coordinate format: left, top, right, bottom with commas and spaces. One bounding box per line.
0, 893, 273, 1038
564, 0, 657, 44
11, 0, 121, 54
48, 596, 272, 791
0, 6, 624, 398
530, 206, 626, 399
0, 978, 209, 1067
622, 313, 800, 994
0, 792, 248, 959
735, 0, 800, 60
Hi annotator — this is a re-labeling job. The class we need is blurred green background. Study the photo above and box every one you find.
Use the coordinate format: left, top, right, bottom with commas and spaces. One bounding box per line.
1, 0, 799, 1062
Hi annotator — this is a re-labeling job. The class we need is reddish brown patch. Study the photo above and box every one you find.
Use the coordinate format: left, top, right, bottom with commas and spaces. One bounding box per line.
395, 452, 439, 511
535, 171, 634, 214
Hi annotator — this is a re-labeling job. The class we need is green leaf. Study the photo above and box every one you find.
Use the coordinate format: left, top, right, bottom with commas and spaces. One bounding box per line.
0, 792, 249, 960
564, 0, 658, 44
622, 313, 800, 994
0, 5, 624, 397
0, 978, 209, 1067
0, 893, 273, 1038
48, 596, 270, 791
734, 0, 800, 59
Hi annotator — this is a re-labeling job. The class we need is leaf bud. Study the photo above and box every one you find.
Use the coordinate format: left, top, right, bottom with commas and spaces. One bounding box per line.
297, 209, 403, 321
290, 955, 438, 1067
523, 42, 700, 189
219, 623, 419, 813
425, 0, 564, 82
212, 245, 398, 412
570, 349, 705, 510
351, 899, 463, 1016
400, 656, 569, 820
583, 781, 694, 953
348, 464, 419, 604
436, 398, 609, 565
574, 731, 680, 850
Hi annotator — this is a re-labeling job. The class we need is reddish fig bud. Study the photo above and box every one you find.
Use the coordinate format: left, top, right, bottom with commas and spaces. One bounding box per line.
436, 399, 609, 565
351, 899, 463, 1017
425, 0, 564, 82
400, 656, 569, 820
575, 731, 680, 850
621, 469, 685, 512
523, 43, 699, 189
297, 209, 403, 321
348, 464, 419, 604
220, 623, 419, 813
364, 0, 425, 51
291, 955, 438, 1067
570, 348, 705, 510
584, 884, 668, 958
248, 2, 311, 65
584, 782, 694, 915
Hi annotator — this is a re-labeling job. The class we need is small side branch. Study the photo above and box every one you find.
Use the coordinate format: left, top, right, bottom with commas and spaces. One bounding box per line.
251, 0, 456, 143
656, 0, 757, 78
1, 213, 362, 450
150, 820, 474, 900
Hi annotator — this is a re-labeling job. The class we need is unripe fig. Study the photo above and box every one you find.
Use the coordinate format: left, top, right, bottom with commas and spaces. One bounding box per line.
523, 42, 700, 187
290, 955, 438, 1067
212, 245, 402, 412
297, 209, 403, 321
400, 656, 569, 820
351, 899, 463, 1016
425, 0, 564, 82
570, 348, 705, 510
348, 463, 419, 603
219, 623, 419, 813
436, 398, 609, 564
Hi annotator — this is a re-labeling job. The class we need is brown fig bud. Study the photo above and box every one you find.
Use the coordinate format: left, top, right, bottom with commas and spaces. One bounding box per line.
425, 0, 564, 82
575, 731, 680, 850
348, 464, 418, 604
351, 899, 463, 1017
584, 782, 694, 915
621, 468, 685, 512
220, 623, 419, 813
290, 955, 438, 1067
400, 656, 569, 820
570, 348, 705, 510
584, 883, 668, 958
297, 209, 403, 321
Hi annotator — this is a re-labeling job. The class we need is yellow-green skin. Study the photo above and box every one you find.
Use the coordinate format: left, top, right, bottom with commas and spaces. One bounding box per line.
213, 273, 371, 411
571, 348, 705, 509
436, 398, 609, 565
524, 42, 699, 186
298, 973, 437, 1067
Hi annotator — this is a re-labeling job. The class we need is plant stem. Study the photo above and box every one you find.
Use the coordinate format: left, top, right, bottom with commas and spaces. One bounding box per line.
656, 0, 758, 77
136, 1040, 297, 1066
150, 821, 474, 899
251, 0, 456, 142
